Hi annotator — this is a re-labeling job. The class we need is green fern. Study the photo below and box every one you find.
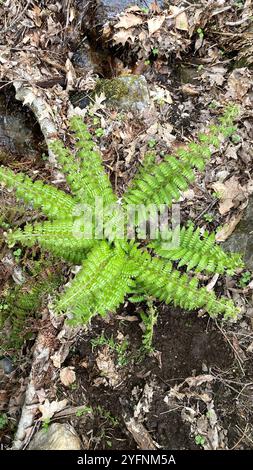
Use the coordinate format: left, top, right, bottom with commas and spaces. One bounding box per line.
0, 105, 243, 324
150, 223, 243, 275
123, 107, 237, 207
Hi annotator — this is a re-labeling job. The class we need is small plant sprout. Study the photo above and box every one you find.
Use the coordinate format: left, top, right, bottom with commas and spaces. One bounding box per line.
148, 138, 157, 149
197, 28, 204, 40
231, 134, 241, 144
0, 413, 8, 430
76, 406, 93, 417
239, 271, 252, 288
95, 128, 104, 138
91, 333, 129, 367
195, 434, 205, 446
13, 248, 22, 262
140, 299, 158, 355
203, 213, 214, 223
41, 418, 51, 431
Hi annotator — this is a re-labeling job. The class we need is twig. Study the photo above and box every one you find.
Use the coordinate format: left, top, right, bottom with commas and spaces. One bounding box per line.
226, 17, 252, 26
230, 424, 249, 450
0, 1, 31, 36
215, 321, 245, 375
211, 6, 233, 17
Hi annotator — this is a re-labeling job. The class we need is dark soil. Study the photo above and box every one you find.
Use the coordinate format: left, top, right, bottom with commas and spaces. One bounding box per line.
59, 305, 236, 450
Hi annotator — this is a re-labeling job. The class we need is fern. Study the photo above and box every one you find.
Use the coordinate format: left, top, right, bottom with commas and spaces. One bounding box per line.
0, 105, 243, 324
123, 106, 237, 207
150, 224, 243, 275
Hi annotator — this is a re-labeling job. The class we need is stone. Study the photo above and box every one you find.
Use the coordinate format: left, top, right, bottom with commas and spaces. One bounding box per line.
0, 91, 43, 156
100, 1, 164, 20
28, 423, 82, 450
223, 197, 253, 270
0, 357, 14, 374
95, 75, 151, 112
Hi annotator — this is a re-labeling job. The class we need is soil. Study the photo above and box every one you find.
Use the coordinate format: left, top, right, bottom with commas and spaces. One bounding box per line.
56, 305, 242, 450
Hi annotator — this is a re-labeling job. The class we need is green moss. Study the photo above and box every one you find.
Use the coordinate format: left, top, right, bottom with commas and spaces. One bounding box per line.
94, 76, 149, 109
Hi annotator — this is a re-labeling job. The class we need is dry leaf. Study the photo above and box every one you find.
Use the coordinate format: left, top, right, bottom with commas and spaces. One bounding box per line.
39, 399, 68, 421
147, 15, 165, 36
22, 90, 36, 106
65, 58, 76, 91
113, 29, 136, 45
150, 85, 173, 104
202, 66, 227, 87
181, 84, 199, 96
215, 212, 243, 242
170, 6, 189, 31
60, 367, 76, 387
212, 176, 244, 215
115, 13, 143, 29
185, 374, 214, 388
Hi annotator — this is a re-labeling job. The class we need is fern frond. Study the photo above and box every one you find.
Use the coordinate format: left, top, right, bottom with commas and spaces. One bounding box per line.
0, 166, 75, 219
123, 155, 196, 206
8, 219, 95, 263
57, 242, 137, 324
150, 224, 244, 274
123, 106, 239, 207
69, 116, 116, 205
135, 254, 238, 319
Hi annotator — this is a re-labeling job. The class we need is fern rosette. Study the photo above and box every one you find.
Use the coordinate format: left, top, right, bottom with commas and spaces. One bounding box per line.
0, 106, 243, 324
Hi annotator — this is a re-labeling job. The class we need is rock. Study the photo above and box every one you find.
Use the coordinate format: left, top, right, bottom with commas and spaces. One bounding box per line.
28, 423, 82, 450
0, 357, 14, 374
0, 91, 43, 156
83, 1, 164, 33
95, 75, 151, 112
99, 1, 164, 20
72, 43, 95, 70
223, 197, 253, 270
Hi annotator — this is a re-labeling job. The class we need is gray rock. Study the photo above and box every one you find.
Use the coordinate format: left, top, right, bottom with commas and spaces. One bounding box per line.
28, 423, 82, 450
0, 357, 14, 374
95, 75, 151, 112
223, 197, 253, 270
100, 1, 164, 20
0, 93, 41, 156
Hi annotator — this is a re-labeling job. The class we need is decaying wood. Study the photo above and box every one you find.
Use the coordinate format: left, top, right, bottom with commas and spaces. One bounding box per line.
124, 415, 158, 450
13, 81, 59, 166
12, 319, 57, 449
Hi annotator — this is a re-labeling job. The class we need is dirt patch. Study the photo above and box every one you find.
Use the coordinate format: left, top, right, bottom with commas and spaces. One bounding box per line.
56, 306, 234, 449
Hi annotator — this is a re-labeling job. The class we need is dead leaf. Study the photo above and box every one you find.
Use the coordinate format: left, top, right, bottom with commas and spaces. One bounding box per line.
60, 367, 76, 387
150, 85, 173, 104
216, 212, 243, 242
170, 6, 189, 31
226, 68, 252, 101
22, 90, 36, 106
65, 58, 76, 91
181, 84, 199, 96
185, 374, 214, 388
113, 29, 136, 45
39, 399, 68, 421
115, 13, 143, 29
212, 176, 245, 215
147, 15, 165, 36
202, 66, 227, 86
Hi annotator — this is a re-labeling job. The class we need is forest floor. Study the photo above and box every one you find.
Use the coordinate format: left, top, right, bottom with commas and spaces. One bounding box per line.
0, 0, 253, 451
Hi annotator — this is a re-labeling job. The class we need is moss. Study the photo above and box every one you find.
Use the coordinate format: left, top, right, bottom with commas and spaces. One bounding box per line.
95, 77, 130, 101
94, 75, 149, 109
